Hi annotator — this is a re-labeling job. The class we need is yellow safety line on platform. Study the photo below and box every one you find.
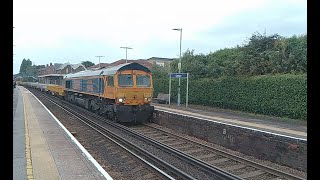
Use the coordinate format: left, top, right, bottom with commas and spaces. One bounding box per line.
22, 89, 34, 180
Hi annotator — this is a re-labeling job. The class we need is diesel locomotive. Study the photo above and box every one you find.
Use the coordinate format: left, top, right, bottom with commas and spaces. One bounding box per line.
21, 62, 154, 123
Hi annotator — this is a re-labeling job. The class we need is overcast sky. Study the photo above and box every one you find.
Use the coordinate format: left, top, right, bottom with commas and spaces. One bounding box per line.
13, 0, 306, 74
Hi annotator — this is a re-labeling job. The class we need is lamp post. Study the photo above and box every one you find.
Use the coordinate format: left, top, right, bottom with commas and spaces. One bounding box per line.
120, 46, 133, 63
95, 56, 104, 68
172, 28, 182, 106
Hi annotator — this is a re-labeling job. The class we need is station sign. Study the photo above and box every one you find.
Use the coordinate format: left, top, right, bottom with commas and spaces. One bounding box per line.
170, 73, 188, 78
168, 72, 189, 108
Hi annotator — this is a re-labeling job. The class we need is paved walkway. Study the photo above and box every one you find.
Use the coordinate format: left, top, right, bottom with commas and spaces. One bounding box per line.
13, 86, 113, 180
13, 87, 27, 180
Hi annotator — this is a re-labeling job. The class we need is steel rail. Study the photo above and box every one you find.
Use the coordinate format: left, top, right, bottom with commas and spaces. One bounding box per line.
32, 89, 241, 180
34, 91, 194, 180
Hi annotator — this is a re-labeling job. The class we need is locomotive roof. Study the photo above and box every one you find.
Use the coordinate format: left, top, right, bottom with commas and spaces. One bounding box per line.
64, 62, 150, 79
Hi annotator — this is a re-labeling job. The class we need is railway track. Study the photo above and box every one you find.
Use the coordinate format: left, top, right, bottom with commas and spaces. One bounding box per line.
29, 88, 240, 179
28, 87, 306, 180
29, 89, 182, 179
130, 124, 306, 180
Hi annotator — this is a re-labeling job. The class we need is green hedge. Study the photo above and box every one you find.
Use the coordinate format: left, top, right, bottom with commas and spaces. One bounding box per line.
153, 74, 307, 120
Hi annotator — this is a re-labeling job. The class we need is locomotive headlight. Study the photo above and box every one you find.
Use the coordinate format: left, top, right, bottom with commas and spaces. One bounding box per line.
118, 98, 125, 103
144, 93, 152, 102
144, 97, 152, 102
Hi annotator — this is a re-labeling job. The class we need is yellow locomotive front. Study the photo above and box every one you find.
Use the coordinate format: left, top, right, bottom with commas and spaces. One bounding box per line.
112, 69, 154, 123
115, 70, 152, 105
63, 62, 154, 123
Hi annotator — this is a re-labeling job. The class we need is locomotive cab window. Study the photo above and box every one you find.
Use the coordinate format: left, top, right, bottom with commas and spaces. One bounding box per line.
107, 76, 114, 87
118, 74, 133, 87
136, 75, 151, 87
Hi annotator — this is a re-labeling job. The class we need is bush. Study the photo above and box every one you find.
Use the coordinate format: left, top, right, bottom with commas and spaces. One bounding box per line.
153, 74, 307, 120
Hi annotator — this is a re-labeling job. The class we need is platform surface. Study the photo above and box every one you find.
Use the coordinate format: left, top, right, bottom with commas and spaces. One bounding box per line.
13, 86, 113, 180
153, 103, 307, 140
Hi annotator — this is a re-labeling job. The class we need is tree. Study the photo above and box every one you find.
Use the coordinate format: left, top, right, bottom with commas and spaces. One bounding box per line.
19, 58, 32, 74
167, 32, 306, 78
19, 59, 46, 78
81, 61, 95, 68
151, 64, 168, 79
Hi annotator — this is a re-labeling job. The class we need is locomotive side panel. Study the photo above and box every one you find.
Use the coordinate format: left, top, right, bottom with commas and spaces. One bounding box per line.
64, 76, 106, 98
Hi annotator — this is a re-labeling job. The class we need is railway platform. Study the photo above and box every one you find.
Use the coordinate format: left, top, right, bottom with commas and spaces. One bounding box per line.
13, 86, 113, 180
153, 103, 307, 140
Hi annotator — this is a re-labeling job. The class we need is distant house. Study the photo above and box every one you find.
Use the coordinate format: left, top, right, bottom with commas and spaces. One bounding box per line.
87, 59, 154, 70
86, 63, 110, 70
37, 62, 86, 76
87, 57, 173, 70
55, 63, 86, 74
109, 59, 154, 70
37, 62, 86, 84
146, 57, 174, 67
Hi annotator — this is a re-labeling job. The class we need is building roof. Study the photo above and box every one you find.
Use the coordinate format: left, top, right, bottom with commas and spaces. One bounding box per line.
54, 62, 86, 70
54, 63, 63, 69
87, 63, 110, 70
147, 57, 174, 61
38, 74, 67, 78
71, 63, 86, 69
64, 62, 150, 79
88, 59, 154, 70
